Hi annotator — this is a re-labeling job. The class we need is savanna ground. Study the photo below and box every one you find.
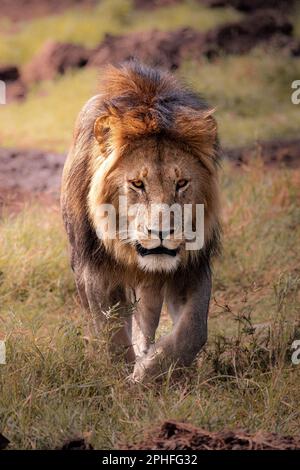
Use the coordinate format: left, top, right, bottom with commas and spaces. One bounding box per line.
0, 0, 300, 450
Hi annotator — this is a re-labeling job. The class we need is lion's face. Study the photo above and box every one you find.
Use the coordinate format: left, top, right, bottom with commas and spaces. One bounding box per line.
90, 136, 219, 273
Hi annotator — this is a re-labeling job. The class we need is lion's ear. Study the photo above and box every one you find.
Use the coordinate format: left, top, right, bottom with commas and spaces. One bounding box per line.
173, 107, 218, 171
94, 115, 111, 145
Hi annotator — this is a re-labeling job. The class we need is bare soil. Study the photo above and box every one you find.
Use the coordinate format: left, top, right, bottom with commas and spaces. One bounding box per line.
89, 28, 203, 71
0, 147, 63, 213
0, 148, 64, 194
0, 148, 65, 215
123, 420, 300, 450
22, 41, 91, 84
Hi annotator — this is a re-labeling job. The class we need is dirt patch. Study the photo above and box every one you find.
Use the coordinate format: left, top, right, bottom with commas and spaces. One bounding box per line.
89, 28, 204, 71
90, 11, 294, 70
0, 147, 64, 194
0, 188, 58, 216
23, 40, 91, 83
123, 420, 300, 450
0, 148, 64, 213
225, 139, 300, 169
0, 0, 96, 22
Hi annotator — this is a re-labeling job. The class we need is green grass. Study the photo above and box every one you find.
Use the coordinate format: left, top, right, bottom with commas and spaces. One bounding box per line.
181, 50, 300, 147
0, 163, 299, 449
0, 68, 98, 151
0, 0, 240, 66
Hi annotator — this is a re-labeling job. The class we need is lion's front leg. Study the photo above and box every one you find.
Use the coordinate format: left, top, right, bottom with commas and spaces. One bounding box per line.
132, 283, 164, 359
83, 264, 135, 363
132, 263, 211, 382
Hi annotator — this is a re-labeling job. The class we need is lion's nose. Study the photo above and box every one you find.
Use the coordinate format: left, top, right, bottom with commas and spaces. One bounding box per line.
147, 228, 175, 241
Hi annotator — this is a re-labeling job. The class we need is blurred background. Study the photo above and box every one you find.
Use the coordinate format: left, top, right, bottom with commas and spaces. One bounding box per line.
0, 0, 300, 152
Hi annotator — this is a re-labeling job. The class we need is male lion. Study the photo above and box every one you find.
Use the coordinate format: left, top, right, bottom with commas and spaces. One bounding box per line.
61, 61, 221, 382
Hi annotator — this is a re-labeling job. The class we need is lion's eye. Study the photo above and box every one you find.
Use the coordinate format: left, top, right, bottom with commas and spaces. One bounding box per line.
176, 179, 189, 191
131, 180, 145, 190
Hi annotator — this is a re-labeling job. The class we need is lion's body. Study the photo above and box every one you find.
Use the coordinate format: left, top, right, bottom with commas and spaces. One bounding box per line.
61, 61, 221, 381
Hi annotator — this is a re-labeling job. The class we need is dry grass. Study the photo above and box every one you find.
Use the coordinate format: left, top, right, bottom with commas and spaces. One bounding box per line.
0, 162, 299, 449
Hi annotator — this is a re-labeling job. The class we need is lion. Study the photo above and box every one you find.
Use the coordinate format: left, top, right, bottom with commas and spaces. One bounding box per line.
61, 61, 221, 382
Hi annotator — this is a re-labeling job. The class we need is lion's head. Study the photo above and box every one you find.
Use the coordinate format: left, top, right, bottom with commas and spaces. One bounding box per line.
84, 61, 221, 273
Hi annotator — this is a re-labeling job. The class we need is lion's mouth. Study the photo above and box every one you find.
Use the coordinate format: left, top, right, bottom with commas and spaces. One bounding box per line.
135, 243, 179, 257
